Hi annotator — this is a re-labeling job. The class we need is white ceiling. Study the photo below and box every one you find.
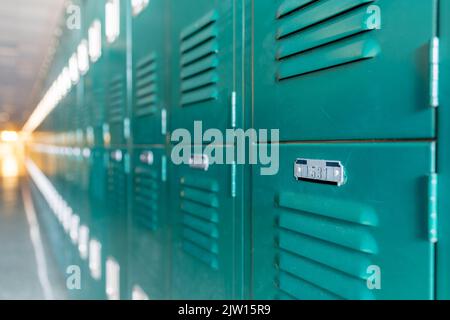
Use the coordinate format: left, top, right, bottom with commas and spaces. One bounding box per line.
0, 0, 65, 129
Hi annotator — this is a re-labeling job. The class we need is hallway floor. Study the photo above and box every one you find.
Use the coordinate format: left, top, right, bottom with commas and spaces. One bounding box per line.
0, 147, 67, 299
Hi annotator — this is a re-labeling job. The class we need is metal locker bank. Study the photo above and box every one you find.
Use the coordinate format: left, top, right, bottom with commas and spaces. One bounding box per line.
0, 0, 450, 302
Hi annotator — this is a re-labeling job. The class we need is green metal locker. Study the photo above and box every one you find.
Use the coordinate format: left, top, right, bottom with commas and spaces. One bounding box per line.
170, 146, 240, 299
438, 0, 450, 300
252, 0, 437, 141
84, 0, 108, 148
129, 147, 169, 299
131, 0, 169, 146
102, 0, 132, 300
252, 142, 435, 299
169, 0, 237, 136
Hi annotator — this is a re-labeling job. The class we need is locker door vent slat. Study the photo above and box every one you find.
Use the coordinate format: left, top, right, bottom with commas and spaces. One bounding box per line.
133, 165, 159, 230
180, 11, 219, 107
179, 175, 220, 269
107, 159, 127, 212
276, 0, 380, 81
135, 53, 159, 117
107, 75, 125, 123
68, 91, 77, 129
275, 192, 377, 300
92, 87, 105, 126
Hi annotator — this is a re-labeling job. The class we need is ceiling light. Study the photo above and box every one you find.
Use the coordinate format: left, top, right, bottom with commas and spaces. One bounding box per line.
89, 20, 102, 62
105, 0, 120, 43
78, 40, 90, 74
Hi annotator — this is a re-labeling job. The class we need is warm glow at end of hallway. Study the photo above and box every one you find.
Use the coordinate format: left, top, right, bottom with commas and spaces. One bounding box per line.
1, 131, 19, 142
0, 130, 25, 178
1, 156, 19, 178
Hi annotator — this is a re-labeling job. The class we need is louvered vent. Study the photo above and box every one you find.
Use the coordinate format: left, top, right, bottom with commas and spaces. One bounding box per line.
107, 75, 125, 123
92, 87, 105, 126
135, 53, 158, 117
276, 0, 380, 81
133, 165, 159, 230
81, 103, 90, 129
179, 175, 220, 269
275, 192, 378, 300
180, 11, 219, 106
67, 92, 77, 129
107, 154, 126, 212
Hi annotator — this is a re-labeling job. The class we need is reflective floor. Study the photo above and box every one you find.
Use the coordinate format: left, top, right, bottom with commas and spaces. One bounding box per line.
0, 141, 66, 299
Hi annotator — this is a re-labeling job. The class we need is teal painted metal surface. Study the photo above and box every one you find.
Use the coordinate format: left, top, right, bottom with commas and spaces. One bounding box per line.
25, 0, 450, 301
252, 142, 435, 299
252, 0, 436, 141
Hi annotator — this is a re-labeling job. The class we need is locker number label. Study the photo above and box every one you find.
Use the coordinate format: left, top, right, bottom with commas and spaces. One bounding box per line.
294, 158, 345, 186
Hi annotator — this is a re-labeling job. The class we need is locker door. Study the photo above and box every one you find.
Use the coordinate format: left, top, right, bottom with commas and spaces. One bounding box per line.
106, 74, 127, 147
106, 148, 129, 299
253, 0, 436, 141
87, 148, 109, 299
131, 0, 168, 145
170, 146, 238, 299
105, 0, 129, 147
252, 142, 435, 299
85, 0, 107, 148
169, 0, 236, 136
130, 147, 169, 299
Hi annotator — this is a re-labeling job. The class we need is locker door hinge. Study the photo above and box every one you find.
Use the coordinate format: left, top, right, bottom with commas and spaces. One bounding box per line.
231, 161, 237, 198
123, 117, 130, 141
161, 108, 167, 135
430, 37, 440, 108
231, 91, 237, 128
161, 155, 167, 182
428, 173, 438, 243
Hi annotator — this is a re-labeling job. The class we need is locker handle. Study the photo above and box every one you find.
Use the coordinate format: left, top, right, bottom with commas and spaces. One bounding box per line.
140, 151, 154, 165
189, 154, 209, 171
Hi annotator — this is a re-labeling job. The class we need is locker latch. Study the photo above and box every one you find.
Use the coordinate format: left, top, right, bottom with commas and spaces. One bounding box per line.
294, 158, 346, 186
140, 151, 154, 165
189, 154, 209, 171
111, 150, 123, 162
